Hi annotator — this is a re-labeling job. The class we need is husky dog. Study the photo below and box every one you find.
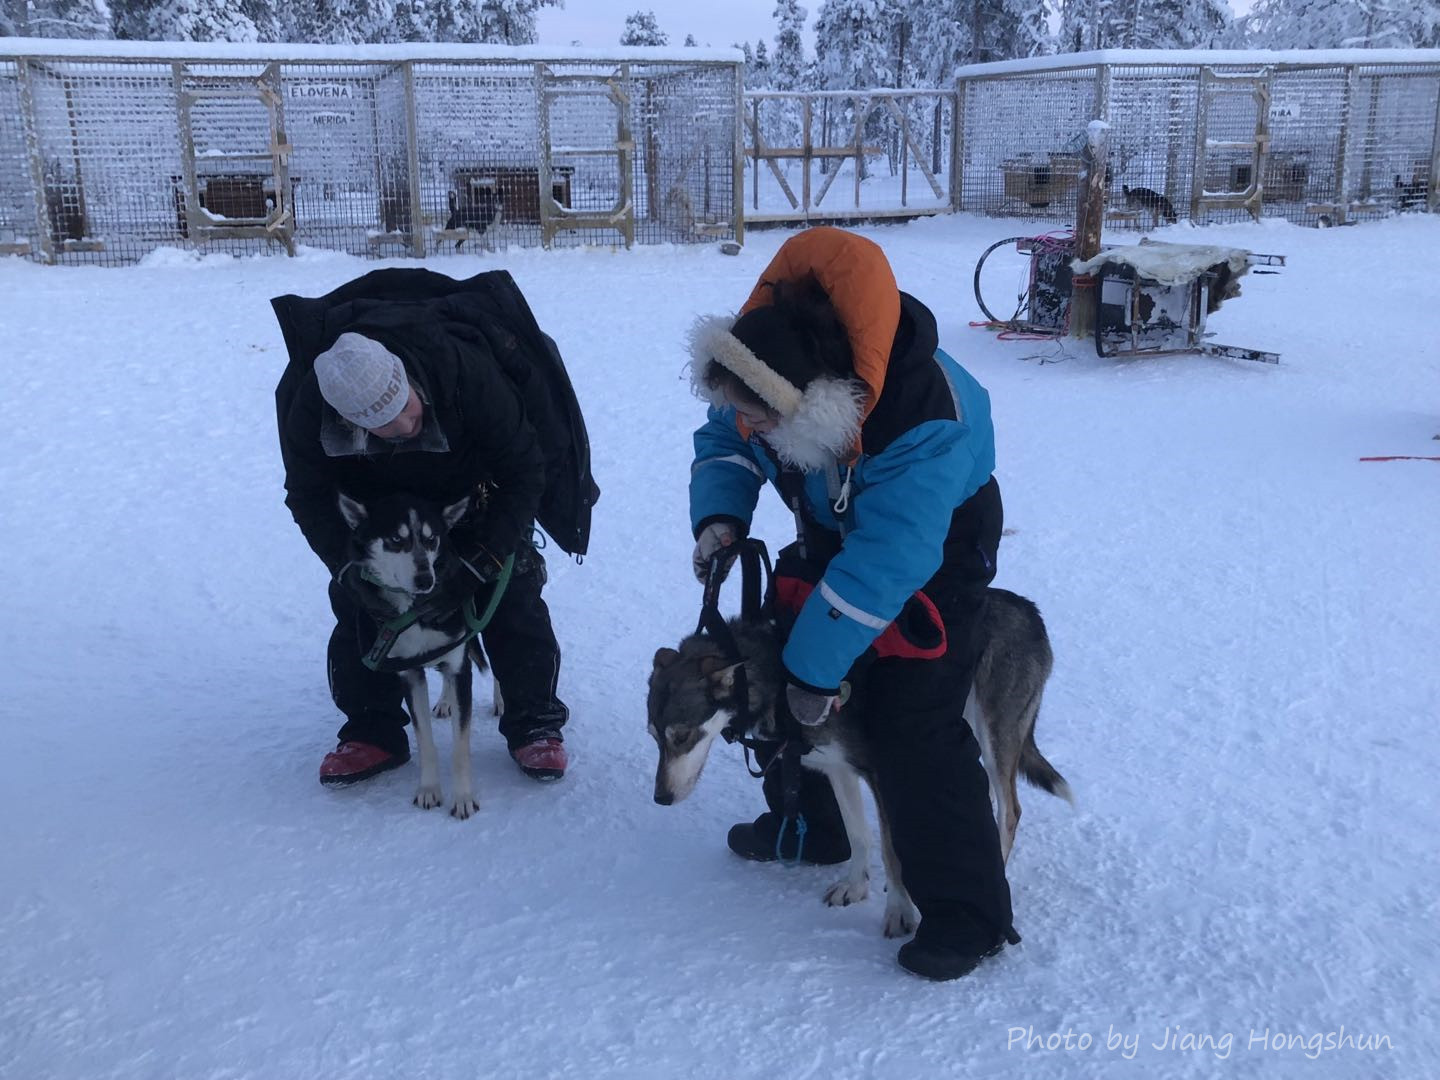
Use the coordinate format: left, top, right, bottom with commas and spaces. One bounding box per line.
444, 184, 503, 250
1395, 174, 1429, 211
337, 490, 488, 819
1122, 184, 1178, 228
648, 589, 1071, 937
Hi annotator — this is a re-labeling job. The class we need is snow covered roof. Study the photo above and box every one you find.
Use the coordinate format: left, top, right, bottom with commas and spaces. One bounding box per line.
0, 36, 742, 66
957, 47, 1440, 79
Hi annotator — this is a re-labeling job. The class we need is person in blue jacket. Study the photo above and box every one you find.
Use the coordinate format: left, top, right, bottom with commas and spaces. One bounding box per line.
686, 227, 1016, 980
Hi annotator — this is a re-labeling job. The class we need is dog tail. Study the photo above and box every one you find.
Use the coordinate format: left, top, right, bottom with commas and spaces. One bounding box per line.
466, 639, 489, 674
1019, 729, 1073, 805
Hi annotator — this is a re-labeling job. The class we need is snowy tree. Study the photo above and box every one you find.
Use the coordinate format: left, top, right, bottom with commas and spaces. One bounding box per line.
813, 0, 904, 89
1134, 0, 1229, 48
471, 0, 561, 45
1238, 0, 1439, 49
1056, 0, 1129, 51
4, 0, 111, 37
620, 9, 667, 46
1007, 0, 1053, 55
683, 32, 696, 46
1058, 0, 1229, 50
751, 39, 773, 87
112, 0, 257, 40
772, 0, 808, 90
903, 0, 967, 82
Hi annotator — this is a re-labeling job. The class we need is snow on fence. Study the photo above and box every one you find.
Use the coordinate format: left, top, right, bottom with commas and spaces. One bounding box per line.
954, 49, 1440, 230
0, 39, 743, 265
5, 43, 1436, 264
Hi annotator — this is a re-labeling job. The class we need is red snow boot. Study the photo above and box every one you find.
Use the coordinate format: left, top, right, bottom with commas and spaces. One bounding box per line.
511, 737, 568, 782
319, 741, 409, 787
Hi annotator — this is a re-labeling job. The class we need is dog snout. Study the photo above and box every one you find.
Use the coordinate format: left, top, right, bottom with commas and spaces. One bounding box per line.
653, 789, 674, 806
414, 571, 435, 593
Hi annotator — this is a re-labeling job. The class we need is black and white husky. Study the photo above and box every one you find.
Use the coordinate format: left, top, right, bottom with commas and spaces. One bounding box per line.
647, 589, 1071, 937
337, 490, 488, 819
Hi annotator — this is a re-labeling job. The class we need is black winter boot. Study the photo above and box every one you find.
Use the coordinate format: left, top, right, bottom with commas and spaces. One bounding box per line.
726, 812, 851, 865
896, 922, 1018, 981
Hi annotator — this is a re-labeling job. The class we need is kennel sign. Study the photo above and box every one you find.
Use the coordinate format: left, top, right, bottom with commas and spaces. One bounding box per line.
289, 82, 357, 125
1269, 98, 1302, 122
288, 83, 355, 101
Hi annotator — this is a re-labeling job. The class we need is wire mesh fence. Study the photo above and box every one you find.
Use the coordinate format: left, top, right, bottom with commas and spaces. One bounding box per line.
955, 50, 1440, 231
0, 42, 742, 265
3, 44, 1436, 265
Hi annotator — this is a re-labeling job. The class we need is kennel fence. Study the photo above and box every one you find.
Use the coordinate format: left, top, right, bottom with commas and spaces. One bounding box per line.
954, 49, 1440, 230
0, 39, 743, 265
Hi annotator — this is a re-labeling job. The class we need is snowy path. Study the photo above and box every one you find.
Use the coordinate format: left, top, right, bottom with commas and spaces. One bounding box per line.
1, 214, 1437, 1079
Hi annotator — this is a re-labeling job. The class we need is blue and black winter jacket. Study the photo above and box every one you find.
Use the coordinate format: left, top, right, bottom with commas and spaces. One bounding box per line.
690, 293, 996, 692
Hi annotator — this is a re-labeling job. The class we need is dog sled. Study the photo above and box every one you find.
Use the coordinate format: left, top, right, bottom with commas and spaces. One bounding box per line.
973, 233, 1285, 363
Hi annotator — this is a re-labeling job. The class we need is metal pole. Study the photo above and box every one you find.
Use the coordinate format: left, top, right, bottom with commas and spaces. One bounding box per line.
1429, 71, 1440, 213
950, 82, 964, 212
733, 62, 746, 243
402, 60, 425, 258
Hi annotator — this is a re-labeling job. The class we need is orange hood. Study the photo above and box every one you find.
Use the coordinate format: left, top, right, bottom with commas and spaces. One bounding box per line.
739, 226, 900, 422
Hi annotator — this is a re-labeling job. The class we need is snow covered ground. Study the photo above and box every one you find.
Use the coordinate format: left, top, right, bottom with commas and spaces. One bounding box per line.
2, 211, 1437, 1080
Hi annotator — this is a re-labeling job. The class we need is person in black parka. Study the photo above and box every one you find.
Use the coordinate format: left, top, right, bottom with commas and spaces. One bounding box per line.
272, 268, 598, 786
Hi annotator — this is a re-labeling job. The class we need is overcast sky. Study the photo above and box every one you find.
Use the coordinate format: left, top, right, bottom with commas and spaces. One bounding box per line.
535, 2, 1250, 51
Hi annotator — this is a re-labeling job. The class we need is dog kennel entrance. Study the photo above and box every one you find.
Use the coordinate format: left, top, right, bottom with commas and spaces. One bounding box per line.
175, 62, 296, 255
537, 64, 635, 247
1190, 68, 1271, 223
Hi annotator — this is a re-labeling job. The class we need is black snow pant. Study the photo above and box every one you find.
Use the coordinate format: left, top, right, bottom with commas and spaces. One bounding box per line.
752, 477, 1014, 949
326, 550, 568, 757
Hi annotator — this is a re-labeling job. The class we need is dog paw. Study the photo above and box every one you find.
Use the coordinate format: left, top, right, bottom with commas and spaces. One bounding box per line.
432, 702, 452, 719
824, 875, 869, 907
413, 785, 443, 810
883, 898, 920, 938
449, 795, 479, 820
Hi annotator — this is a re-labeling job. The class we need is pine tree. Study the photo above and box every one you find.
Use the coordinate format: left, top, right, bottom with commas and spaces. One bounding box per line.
113, 0, 258, 40
620, 9, 667, 46
683, 32, 697, 46
1008, 0, 1053, 55
1239, 0, 1439, 48
752, 39, 773, 87
772, 0, 808, 90
813, 0, 904, 89
472, 0, 561, 45
1132, 0, 1229, 48
8, 0, 111, 38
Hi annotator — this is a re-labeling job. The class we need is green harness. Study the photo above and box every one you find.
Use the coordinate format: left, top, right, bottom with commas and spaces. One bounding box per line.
361, 552, 515, 672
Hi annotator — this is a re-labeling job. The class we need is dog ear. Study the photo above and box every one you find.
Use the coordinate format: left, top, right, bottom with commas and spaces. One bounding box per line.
699, 657, 742, 691
653, 647, 680, 670
441, 495, 470, 529
336, 492, 367, 529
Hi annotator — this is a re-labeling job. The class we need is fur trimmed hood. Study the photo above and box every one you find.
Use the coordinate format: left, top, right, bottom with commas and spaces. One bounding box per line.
688, 313, 866, 472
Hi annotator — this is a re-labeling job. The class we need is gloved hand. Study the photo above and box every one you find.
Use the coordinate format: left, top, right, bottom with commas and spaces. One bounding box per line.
784, 680, 837, 727
337, 563, 402, 621
692, 519, 741, 583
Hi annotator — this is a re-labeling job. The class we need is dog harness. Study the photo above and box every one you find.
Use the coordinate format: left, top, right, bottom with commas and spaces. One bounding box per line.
357, 551, 516, 672
695, 539, 815, 864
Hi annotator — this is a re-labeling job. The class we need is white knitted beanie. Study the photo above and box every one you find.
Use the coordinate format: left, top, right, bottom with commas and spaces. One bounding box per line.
314, 333, 409, 429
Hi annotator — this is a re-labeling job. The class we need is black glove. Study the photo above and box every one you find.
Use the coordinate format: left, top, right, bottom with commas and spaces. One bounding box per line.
337, 563, 402, 621
782, 676, 837, 727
